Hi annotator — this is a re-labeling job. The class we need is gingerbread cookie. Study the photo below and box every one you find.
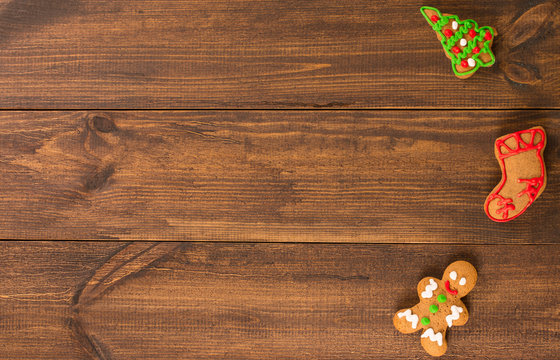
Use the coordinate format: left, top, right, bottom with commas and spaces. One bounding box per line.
393, 261, 477, 357
485, 127, 547, 222
420, 6, 497, 79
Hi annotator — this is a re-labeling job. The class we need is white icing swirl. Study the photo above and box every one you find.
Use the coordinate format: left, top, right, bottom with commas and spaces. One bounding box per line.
452, 21, 458, 30
397, 309, 418, 329
446, 305, 464, 327
422, 328, 443, 346
467, 58, 476, 67
460, 38, 467, 46
421, 279, 438, 299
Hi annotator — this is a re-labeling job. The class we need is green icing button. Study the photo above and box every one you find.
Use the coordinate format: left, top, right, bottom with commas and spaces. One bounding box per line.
429, 304, 439, 313
437, 294, 447, 303
421, 317, 430, 326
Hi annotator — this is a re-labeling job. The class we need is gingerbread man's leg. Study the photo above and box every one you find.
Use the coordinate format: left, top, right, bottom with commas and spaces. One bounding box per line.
420, 324, 448, 357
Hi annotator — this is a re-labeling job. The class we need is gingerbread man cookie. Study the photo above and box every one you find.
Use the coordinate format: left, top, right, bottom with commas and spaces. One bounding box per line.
485, 127, 547, 222
393, 261, 477, 356
420, 6, 496, 79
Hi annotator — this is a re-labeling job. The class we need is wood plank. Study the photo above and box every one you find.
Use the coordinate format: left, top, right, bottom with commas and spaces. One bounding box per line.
0, 0, 558, 109
1, 110, 559, 242
0, 241, 125, 360
1, 241, 559, 359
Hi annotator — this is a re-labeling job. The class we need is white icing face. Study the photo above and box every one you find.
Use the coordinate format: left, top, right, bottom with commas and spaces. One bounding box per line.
446, 270, 469, 295
446, 269, 470, 297
450, 271, 457, 280
443, 261, 477, 298
467, 58, 476, 67
460, 38, 467, 46
449, 271, 467, 286
452, 21, 458, 30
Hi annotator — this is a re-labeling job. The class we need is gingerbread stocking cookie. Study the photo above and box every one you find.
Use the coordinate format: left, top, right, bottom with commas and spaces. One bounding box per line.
485, 127, 547, 222
393, 261, 477, 357
420, 6, 496, 79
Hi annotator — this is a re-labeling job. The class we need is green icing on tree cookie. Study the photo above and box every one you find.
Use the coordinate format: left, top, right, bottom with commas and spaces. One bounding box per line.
420, 6, 496, 78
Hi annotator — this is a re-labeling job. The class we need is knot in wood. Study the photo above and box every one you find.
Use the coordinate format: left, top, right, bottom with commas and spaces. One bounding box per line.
89, 114, 117, 133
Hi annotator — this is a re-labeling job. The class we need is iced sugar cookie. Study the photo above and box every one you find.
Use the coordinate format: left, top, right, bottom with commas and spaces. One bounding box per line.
485, 127, 546, 222
420, 6, 496, 78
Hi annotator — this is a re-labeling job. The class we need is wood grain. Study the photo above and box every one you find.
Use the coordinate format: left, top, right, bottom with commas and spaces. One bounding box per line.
1, 1, 559, 358
0, 0, 558, 109
1, 110, 559, 242
0, 241, 125, 360
1, 241, 559, 359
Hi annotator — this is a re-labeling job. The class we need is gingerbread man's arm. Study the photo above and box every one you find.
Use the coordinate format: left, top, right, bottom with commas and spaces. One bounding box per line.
445, 298, 469, 328
417, 277, 441, 301
393, 303, 422, 334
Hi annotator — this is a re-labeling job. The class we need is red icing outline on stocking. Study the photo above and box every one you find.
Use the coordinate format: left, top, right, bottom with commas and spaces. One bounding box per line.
517, 177, 544, 202
485, 128, 546, 222
486, 194, 515, 220
495, 128, 544, 159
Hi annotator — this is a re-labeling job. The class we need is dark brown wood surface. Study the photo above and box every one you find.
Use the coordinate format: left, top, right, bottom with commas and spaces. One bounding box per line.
1, 241, 559, 359
1, 110, 558, 242
1, 0, 560, 358
0, 0, 558, 109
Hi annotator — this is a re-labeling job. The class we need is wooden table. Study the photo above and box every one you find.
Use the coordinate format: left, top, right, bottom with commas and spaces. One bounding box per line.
1, 1, 559, 359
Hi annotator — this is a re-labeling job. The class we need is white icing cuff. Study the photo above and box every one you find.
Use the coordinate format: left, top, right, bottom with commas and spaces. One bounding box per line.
446, 305, 463, 327
421, 279, 438, 299
398, 309, 419, 329
422, 328, 443, 346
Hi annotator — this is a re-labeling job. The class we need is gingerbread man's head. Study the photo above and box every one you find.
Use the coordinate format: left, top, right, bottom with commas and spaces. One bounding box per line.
394, 261, 477, 356
440, 261, 477, 298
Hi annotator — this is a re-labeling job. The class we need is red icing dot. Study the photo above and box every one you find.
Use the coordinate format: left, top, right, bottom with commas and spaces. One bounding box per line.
431, 15, 440, 22
484, 31, 493, 40
461, 60, 469, 68
452, 46, 461, 54
444, 29, 453, 37
473, 47, 480, 54
468, 29, 477, 38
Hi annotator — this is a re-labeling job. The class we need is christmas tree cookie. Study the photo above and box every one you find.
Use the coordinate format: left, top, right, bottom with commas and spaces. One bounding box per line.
420, 6, 497, 79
